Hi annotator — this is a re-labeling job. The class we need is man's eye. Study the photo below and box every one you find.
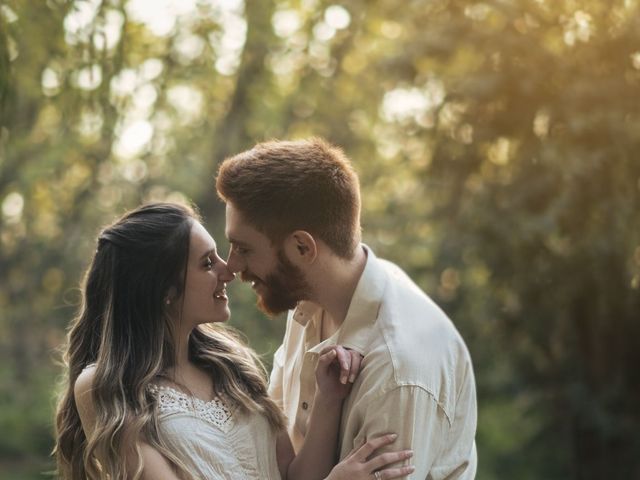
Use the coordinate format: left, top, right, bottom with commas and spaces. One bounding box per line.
234, 245, 248, 255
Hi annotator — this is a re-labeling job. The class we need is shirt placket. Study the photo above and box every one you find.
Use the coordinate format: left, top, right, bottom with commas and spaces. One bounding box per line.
294, 312, 322, 437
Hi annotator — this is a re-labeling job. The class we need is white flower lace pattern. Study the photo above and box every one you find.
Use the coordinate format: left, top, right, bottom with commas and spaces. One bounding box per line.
148, 384, 234, 433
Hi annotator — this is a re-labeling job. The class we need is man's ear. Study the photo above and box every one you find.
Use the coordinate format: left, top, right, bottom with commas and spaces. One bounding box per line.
285, 230, 317, 264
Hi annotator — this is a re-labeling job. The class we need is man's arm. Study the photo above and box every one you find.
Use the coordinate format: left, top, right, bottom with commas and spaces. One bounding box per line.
351, 384, 476, 479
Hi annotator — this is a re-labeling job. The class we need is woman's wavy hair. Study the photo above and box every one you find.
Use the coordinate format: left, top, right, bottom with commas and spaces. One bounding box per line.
54, 202, 285, 479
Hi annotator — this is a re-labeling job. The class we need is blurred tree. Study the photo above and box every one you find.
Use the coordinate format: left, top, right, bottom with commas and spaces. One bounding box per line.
0, 9, 10, 126
320, 1, 640, 478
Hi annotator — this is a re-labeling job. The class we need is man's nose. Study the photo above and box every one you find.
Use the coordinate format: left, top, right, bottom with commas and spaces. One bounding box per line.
226, 250, 244, 274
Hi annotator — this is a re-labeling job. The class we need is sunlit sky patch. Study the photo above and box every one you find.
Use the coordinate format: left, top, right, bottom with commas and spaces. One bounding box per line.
126, 0, 202, 36
324, 5, 350, 30
70, 0, 245, 161
0, 4, 18, 23
272, 9, 303, 38
93, 9, 125, 51
41, 67, 61, 96
2, 192, 24, 223
64, 0, 101, 43
125, 0, 244, 36
113, 120, 154, 159
62, 0, 442, 158
562, 10, 592, 46
382, 79, 446, 123
73, 65, 102, 91
212, 11, 247, 75
167, 85, 205, 124
110, 68, 138, 99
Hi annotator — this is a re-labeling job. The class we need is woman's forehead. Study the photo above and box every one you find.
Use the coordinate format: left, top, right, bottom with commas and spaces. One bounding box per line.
190, 222, 216, 253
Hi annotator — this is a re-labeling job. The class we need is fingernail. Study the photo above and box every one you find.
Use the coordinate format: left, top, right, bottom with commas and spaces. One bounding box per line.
390, 433, 398, 439
341, 375, 347, 384
406, 451, 414, 458
408, 466, 415, 472
349, 374, 356, 383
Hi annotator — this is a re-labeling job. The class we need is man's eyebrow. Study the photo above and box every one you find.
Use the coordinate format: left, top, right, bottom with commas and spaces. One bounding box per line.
227, 237, 248, 247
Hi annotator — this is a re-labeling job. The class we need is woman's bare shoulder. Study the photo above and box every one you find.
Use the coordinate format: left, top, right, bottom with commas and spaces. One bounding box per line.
74, 364, 98, 433
74, 364, 97, 398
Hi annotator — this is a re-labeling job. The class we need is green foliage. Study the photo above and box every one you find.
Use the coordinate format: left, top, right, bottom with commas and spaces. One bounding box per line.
1, 0, 639, 478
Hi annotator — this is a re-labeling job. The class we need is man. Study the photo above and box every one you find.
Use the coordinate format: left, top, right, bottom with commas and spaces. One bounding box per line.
216, 138, 477, 479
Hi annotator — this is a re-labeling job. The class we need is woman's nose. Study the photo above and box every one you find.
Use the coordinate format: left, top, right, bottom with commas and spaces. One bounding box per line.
218, 259, 236, 282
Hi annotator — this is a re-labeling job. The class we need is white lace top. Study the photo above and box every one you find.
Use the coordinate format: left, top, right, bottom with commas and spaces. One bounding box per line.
148, 384, 282, 479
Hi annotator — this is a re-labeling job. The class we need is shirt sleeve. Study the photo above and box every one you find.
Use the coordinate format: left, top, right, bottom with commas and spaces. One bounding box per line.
352, 384, 476, 480
268, 342, 286, 411
431, 358, 478, 480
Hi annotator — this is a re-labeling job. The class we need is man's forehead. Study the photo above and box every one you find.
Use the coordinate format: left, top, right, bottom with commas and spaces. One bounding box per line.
225, 203, 245, 235
224, 203, 274, 246
225, 202, 241, 221
225, 203, 256, 237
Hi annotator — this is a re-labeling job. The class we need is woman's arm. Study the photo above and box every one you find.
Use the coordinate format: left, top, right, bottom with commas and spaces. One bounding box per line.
74, 367, 181, 480
277, 426, 415, 480
278, 346, 352, 480
325, 434, 415, 480
285, 382, 344, 479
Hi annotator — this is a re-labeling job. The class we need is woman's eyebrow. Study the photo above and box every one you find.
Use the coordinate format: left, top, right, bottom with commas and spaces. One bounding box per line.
199, 247, 216, 260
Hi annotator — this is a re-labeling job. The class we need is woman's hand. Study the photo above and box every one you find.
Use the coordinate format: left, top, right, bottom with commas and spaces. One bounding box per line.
315, 345, 363, 402
325, 434, 414, 480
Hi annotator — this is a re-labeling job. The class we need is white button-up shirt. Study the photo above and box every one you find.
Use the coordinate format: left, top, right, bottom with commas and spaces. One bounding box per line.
269, 246, 477, 479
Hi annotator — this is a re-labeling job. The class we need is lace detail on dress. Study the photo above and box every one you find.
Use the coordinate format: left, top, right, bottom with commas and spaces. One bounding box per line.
148, 384, 235, 433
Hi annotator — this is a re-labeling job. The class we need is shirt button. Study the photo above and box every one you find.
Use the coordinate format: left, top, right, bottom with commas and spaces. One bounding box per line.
302, 401, 309, 410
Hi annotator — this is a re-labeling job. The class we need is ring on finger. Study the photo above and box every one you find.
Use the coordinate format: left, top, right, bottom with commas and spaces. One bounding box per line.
374, 471, 382, 480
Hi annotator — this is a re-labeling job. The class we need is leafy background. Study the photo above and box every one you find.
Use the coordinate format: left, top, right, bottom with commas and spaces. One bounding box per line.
1, 0, 639, 478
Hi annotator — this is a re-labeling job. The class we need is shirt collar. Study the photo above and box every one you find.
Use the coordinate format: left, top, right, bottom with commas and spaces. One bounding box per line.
294, 245, 388, 356
335, 245, 387, 355
292, 301, 322, 328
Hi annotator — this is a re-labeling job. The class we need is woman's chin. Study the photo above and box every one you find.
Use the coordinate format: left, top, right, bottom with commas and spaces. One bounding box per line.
213, 308, 231, 323
191, 303, 232, 325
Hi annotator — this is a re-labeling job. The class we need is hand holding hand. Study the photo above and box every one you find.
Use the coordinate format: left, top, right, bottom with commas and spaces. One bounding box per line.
315, 345, 363, 402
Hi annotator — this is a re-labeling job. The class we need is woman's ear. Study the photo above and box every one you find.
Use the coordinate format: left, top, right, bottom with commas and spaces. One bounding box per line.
285, 230, 317, 264
164, 286, 178, 305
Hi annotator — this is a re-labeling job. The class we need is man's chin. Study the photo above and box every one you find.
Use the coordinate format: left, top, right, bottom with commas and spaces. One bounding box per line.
256, 294, 295, 317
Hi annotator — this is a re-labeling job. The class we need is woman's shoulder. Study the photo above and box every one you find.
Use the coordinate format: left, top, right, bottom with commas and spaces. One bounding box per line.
73, 364, 98, 434
74, 364, 97, 399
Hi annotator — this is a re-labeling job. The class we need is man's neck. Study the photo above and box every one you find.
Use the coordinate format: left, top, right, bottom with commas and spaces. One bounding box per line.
312, 245, 367, 340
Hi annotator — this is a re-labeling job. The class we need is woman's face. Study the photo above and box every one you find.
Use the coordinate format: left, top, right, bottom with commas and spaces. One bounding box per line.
178, 221, 235, 326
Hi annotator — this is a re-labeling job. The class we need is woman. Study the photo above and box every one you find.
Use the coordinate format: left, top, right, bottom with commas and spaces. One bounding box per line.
54, 203, 414, 479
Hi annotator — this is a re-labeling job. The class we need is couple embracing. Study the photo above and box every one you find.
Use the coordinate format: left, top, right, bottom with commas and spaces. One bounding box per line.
54, 138, 477, 479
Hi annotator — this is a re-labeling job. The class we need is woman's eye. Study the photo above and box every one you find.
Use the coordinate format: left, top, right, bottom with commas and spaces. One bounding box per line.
204, 258, 213, 269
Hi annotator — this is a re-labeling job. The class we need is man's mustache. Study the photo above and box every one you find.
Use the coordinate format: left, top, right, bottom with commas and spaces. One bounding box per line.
240, 271, 261, 283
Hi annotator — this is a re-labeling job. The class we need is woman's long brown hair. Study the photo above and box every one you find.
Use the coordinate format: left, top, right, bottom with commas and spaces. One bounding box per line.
53, 203, 285, 479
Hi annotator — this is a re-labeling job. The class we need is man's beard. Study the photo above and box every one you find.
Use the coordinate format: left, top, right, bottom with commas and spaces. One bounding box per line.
241, 249, 311, 316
